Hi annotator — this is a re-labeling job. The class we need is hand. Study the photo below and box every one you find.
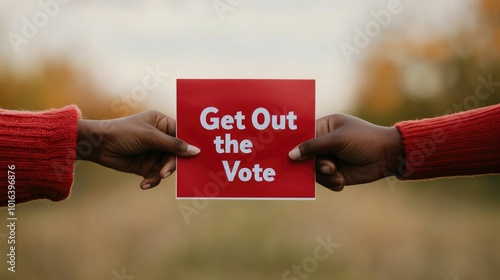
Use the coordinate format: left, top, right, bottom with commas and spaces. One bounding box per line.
76, 110, 200, 190
288, 114, 403, 191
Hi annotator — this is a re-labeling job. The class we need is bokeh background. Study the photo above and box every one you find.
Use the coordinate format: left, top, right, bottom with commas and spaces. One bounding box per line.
1, 0, 499, 279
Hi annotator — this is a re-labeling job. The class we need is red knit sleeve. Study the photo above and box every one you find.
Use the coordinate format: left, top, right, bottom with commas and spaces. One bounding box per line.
0, 105, 81, 206
395, 104, 500, 180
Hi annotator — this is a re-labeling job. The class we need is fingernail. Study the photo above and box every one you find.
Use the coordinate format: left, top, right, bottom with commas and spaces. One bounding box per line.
320, 165, 331, 175
163, 171, 172, 179
288, 147, 302, 160
187, 145, 201, 155
142, 184, 152, 190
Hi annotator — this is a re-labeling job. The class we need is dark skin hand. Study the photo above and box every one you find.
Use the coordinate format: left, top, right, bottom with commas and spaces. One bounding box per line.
289, 114, 403, 191
77, 110, 200, 190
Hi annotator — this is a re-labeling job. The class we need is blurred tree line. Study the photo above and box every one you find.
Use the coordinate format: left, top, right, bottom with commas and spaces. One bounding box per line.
0, 58, 142, 119
353, 0, 500, 125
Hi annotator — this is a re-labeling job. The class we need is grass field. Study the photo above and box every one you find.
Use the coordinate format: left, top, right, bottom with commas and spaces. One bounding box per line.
1, 162, 499, 280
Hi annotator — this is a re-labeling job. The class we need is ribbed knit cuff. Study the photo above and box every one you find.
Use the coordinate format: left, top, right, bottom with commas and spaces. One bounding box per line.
0, 105, 81, 205
395, 104, 500, 180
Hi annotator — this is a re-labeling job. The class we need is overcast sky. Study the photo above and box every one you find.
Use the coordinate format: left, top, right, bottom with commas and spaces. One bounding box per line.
0, 0, 476, 116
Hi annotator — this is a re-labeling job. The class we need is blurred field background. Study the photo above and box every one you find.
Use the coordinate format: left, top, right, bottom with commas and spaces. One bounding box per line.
0, 0, 499, 279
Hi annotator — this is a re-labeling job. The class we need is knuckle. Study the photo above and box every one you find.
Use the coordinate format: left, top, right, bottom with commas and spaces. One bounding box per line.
148, 109, 161, 115
146, 110, 162, 121
173, 138, 185, 152
332, 185, 344, 192
300, 139, 315, 156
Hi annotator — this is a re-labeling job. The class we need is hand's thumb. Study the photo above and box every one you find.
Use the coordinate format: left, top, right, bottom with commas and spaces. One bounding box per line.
288, 133, 339, 161
150, 130, 201, 157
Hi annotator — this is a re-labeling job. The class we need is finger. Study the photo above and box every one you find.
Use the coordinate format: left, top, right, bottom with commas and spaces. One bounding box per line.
154, 112, 177, 137
289, 132, 340, 161
316, 171, 345, 192
140, 159, 162, 190
148, 112, 200, 157
160, 154, 176, 178
165, 115, 177, 137
150, 130, 201, 157
141, 166, 162, 190
137, 152, 163, 190
316, 158, 337, 175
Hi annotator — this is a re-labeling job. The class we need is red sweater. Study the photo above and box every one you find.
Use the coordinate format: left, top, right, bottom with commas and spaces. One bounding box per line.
396, 104, 500, 180
0, 106, 81, 206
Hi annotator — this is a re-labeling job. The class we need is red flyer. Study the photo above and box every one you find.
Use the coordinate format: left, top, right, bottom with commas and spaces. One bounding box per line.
176, 79, 315, 199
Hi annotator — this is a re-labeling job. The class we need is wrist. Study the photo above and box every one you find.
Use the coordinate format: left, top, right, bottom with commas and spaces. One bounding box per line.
383, 126, 404, 177
76, 119, 101, 162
